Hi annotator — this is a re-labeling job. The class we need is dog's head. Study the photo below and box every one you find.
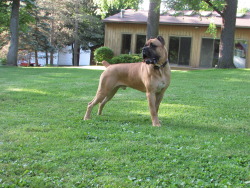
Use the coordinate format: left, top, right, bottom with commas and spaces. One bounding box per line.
142, 36, 168, 65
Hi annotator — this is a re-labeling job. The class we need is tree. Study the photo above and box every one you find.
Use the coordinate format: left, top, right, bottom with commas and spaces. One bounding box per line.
1, 0, 37, 66
0, 0, 10, 34
166, 0, 238, 68
146, 0, 161, 40
2, 0, 140, 66
95, 0, 142, 18
35, 0, 69, 65
19, 1, 52, 66
62, 0, 104, 66
212, 0, 238, 68
0, 1, 11, 53
72, 0, 80, 66
21, 0, 104, 66
7, 0, 20, 66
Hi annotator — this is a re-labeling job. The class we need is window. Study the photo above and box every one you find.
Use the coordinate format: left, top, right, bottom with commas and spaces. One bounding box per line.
121, 34, 132, 54
200, 38, 220, 68
168, 37, 191, 65
168, 37, 179, 64
136, 35, 146, 54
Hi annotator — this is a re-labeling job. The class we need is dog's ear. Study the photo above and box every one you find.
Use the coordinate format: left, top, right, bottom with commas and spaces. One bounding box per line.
157, 36, 165, 46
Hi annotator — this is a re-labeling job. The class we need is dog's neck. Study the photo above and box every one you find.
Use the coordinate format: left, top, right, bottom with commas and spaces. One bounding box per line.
145, 59, 169, 69
153, 59, 169, 69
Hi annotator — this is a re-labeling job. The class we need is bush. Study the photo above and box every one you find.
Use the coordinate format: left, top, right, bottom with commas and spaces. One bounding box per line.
0, 58, 7, 65
109, 54, 143, 64
94, 46, 114, 63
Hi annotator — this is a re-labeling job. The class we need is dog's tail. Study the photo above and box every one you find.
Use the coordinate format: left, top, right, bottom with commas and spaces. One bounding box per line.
102, 60, 110, 68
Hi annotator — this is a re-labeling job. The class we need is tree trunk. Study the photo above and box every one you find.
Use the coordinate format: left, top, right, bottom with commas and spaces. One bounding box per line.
45, 50, 49, 66
73, 41, 80, 66
146, 0, 161, 40
28, 52, 32, 64
50, 12, 55, 66
77, 47, 80, 66
35, 50, 38, 66
218, 0, 237, 68
50, 52, 54, 65
73, 1, 80, 66
7, 0, 20, 66
72, 44, 74, 65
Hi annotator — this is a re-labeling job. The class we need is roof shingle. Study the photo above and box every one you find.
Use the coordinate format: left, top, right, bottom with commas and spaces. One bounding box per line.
103, 9, 250, 28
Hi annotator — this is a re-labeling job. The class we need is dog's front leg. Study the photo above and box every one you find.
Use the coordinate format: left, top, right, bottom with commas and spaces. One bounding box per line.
146, 92, 161, 127
155, 90, 166, 113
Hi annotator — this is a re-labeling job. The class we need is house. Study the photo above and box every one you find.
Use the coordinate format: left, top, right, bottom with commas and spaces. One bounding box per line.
57, 46, 90, 66
103, 9, 250, 68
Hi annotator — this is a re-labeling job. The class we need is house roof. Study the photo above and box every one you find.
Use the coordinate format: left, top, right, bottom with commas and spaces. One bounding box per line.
103, 9, 250, 28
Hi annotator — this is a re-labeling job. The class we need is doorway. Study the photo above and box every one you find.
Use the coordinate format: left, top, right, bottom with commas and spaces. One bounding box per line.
121, 34, 132, 54
200, 38, 220, 68
136, 35, 146, 54
168, 36, 192, 65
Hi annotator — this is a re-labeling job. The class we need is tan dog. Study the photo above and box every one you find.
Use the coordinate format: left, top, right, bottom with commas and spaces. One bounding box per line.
84, 36, 171, 126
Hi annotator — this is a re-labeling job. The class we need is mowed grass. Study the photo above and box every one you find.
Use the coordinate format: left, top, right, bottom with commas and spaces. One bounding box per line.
0, 66, 249, 187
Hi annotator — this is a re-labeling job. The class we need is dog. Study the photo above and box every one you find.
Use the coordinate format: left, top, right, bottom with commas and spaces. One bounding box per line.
84, 36, 171, 126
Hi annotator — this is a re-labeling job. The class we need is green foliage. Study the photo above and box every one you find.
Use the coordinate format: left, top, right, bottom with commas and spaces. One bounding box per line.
19, 1, 53, 53
165, 0, 225, 12
238, 8, 249, 13
206, 22, 217, 39
95, 0, 143, 18
62, 0, 105, 50
1, 0, 104, 62
94, 46, 114, 62
0, 67, 249, 187
0, 0, 36, 33
19, 6, 36, 33
0, 58, 7, 65
0, 2, 10, 33
109, 54, 143, 64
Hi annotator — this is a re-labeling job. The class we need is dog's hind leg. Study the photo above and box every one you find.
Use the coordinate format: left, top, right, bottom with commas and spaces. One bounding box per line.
84, 93, 107, 120
98, 86, 119, 115
84, 84, 119, 120
84, 71, 121, 120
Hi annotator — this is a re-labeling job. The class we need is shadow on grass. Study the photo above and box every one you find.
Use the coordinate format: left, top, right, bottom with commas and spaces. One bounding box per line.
81, 97, 248, 138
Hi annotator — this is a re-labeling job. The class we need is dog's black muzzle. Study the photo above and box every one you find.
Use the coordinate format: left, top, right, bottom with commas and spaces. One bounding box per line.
142, 46, 149, 58
142, 47, 159, 65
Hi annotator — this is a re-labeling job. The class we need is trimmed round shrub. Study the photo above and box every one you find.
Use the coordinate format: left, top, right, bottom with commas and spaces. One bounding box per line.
109, 54, 143, 64
94, 46, 114, 63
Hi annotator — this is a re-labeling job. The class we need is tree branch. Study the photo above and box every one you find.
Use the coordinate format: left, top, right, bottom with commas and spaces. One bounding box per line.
203, 0, 224, 17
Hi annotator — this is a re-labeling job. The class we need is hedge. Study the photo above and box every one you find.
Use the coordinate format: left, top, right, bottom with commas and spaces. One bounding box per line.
109, 54, 143, 64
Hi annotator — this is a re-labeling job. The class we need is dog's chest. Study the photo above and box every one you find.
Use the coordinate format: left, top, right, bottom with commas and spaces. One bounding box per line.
156, 81, 167, 93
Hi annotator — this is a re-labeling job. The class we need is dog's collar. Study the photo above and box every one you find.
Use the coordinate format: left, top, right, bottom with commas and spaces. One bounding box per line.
153, 60, 169, 69
145, 59, 169, 69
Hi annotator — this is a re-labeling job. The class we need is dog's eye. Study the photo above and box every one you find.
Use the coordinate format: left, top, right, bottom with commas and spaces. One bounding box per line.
150, 43, 157, 48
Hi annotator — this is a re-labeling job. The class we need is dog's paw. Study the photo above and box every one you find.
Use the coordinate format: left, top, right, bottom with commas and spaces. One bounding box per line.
83, 116, 90, 120
152, 121, 161, 127
153, 124, 161, 127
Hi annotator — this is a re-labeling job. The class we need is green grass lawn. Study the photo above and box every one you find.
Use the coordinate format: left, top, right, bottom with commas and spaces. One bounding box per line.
0, 66, 249, 187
